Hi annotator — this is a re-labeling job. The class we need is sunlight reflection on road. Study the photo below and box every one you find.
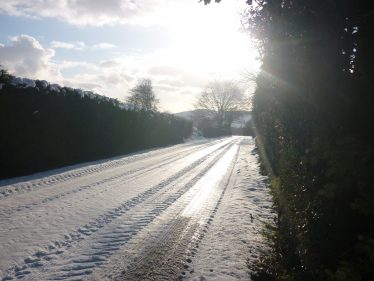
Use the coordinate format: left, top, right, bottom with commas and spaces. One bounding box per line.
181, 144, 238, 218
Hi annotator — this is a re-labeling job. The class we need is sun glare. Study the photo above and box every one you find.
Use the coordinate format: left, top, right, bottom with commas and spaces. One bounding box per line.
163, 1, 261, 81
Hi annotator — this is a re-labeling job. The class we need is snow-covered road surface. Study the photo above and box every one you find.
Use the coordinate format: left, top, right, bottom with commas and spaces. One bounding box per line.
0, 136, 274, 281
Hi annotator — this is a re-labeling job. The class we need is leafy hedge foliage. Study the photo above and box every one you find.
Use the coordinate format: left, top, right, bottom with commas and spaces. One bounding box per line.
0, 75, 192, 179
246, 0, 374, 280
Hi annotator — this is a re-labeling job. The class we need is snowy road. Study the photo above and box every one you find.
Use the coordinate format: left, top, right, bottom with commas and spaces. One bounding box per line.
0, 136, 273, 281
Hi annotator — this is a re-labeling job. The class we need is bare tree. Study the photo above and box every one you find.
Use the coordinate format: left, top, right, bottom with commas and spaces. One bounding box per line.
195, 80, 249, 128
0, 66, 11, 83
127, 78, 159, 111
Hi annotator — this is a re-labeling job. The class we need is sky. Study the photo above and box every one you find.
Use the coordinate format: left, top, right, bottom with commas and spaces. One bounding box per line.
0, 0, 260, 113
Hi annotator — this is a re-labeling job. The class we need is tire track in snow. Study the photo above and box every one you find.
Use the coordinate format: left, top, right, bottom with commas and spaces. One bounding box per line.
0, 140, 229, 216
179, 141, 241, 279
184, 137, 275, 280
116, 142, 241, 281
47, 145, 235, 281
1, 140, 236, 281
0, 139, 224, 199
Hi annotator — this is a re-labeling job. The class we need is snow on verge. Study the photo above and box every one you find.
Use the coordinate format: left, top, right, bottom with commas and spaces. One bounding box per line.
185, 137, 275, 281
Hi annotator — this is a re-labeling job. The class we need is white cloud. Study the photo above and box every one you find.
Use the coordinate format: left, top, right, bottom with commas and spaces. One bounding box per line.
92, 43, 116, 49
58, 60, 94, 70
51, 40, 85, 50
50, 41, 117, 51
99, 59, 122, 68
51, 41, 75, 49
0, 34, 60, 80
0, 28, 256, 112
0, 35, 212, 111
0, 0, 167, 26
0, 0, 259, 112
59, 54, 206, 112
148, 65, 181, 76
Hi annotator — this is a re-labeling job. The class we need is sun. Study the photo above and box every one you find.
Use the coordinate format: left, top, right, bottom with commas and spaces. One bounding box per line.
164, 0, 261, 80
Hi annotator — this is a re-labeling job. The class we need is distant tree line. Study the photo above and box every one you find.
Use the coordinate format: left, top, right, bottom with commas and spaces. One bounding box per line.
0, 72, 192, 179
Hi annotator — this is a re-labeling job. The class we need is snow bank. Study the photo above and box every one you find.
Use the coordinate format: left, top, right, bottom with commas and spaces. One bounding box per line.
185, 138, 275, 280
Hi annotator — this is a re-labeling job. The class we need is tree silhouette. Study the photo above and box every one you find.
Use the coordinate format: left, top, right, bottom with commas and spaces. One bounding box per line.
127, 78, 159, 111
195, 80, 249, 130
0, 66, 11, 83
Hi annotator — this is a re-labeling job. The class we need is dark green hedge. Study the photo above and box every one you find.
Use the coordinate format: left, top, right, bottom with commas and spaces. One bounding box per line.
0, 78, 192, 179
248, 0, 374, 280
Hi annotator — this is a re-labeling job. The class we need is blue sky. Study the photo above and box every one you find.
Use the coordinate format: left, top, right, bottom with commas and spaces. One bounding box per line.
0, 0, 259, 112
0, 15, 172, 55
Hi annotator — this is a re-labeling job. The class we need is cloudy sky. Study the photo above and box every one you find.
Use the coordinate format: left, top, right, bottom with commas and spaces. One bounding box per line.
0, 0, 260, 112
